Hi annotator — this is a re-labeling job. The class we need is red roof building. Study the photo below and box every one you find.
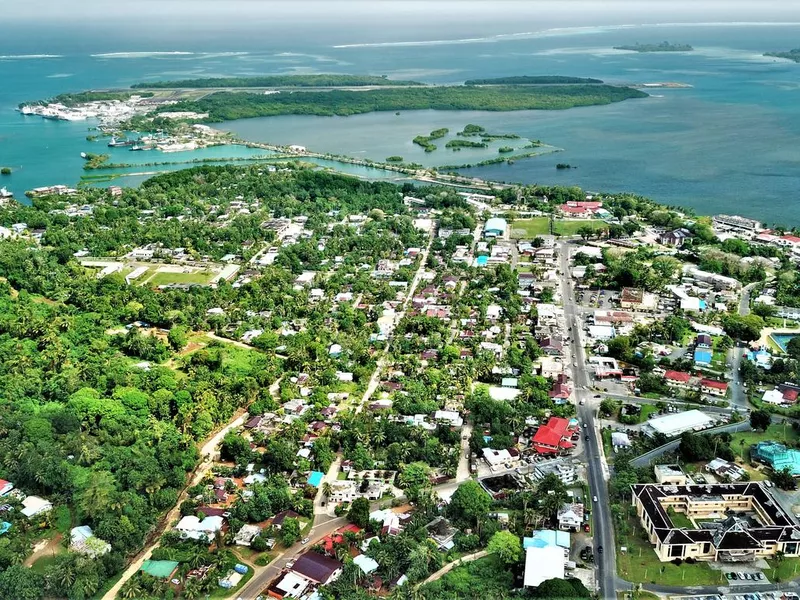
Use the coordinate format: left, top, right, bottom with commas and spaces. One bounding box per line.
532, 417, 576, 454
784, 389, 799, 403
700, 379, 728, 396
559, 201, 603, 214
664, 370, 691, 384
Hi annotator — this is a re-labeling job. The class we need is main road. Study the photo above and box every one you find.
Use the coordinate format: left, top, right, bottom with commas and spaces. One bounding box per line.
558, 241, 622, 599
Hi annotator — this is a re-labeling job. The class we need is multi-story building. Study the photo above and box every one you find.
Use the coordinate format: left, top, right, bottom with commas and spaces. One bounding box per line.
631, 482, 800, 563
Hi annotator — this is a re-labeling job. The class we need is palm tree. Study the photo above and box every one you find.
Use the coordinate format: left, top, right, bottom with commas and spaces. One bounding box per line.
77, 470, 116, 517
322, 482, 332, 498
120, 578, 143, 599
442, 462, 456, 479
182, 580, 201, 600
372, 429, 386, 446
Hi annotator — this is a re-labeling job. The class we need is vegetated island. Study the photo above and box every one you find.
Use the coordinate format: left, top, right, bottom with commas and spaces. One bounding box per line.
464, 76, 603, 85
556, 163, 575, 169
446, 139, 487, 150
385, 156, 404, 163
135, 79, 647, 123
614, 42, 694, 52
131, 74, 425, 88
413, 128, 449, 152
457, 123, 521, 140
764, 48, 800, 63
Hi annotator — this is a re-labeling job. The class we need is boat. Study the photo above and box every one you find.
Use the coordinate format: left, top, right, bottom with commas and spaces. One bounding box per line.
0, 187, 13, 199
129, 144, 145, 151
108, 137, 134, 148
80, 152, 88, 159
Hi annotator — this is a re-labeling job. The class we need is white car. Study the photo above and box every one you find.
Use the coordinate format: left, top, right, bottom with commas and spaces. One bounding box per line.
301, 537, 310, 545
593, 495, 598, 502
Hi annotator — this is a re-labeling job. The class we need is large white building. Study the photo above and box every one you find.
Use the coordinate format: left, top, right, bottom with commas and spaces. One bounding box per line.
642, 410, 715, 438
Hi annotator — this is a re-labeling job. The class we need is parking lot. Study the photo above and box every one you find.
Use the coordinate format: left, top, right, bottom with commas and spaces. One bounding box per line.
577, 289, 620, 309
724, 570, 769, 586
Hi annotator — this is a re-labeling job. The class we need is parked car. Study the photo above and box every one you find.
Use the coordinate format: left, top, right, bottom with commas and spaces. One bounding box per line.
301, 537, 310, 545
726, 572, 737, 580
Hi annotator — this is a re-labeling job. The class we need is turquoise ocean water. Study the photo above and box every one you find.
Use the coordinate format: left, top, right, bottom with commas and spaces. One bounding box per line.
2, 22, 800, 223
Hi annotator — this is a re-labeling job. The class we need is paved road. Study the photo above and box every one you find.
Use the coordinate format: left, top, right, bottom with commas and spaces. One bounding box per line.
559, 241, 620, 599
729, 281, 759, 410
236, 516, 347, 600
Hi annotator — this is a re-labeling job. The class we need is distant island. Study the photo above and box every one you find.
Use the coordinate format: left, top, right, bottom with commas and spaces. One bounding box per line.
764, 49, 800, 63
464, 76, 603, 85
614, 42, 694, 53
131, 74, 425, 89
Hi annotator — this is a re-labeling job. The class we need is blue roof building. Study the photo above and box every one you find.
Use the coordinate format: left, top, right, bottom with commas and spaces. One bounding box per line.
752, 441, 800, 476
694, 348, 712, 366
523, 529, 570, 550
484, 218, 507, 238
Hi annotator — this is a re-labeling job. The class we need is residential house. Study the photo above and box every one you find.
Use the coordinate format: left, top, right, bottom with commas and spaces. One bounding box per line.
557, 503, 585, 531
291, 552, 343, 586
21, 496, 52, 519
659, 228, 692, 247
271, 510, 302, 530
70, 526, 111, 557
234, 524, 262, 546
532, 417, 576, 455
174, 515, 224, 541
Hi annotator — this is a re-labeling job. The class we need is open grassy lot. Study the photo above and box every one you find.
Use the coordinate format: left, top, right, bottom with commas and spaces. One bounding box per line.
730, 422, 799, 454
767, 557, 800, 582
147, 270, 215, 287
30, 552, 65, 574
553, 219, 608, 236
511, 217, 551, 238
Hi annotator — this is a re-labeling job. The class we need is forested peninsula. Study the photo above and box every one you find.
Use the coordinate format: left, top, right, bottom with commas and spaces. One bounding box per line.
764, 48, 800, 63
149, 84, 648, 122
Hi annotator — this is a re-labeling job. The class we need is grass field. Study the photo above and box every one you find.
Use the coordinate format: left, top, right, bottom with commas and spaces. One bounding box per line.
553, 220, 608, 236
147, 270, 215, 287
30, 553, 64, 574
510, 217, 609, 238
767, 557, 800, 582
730, 423, 799, 454
511, 217, 551, 238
